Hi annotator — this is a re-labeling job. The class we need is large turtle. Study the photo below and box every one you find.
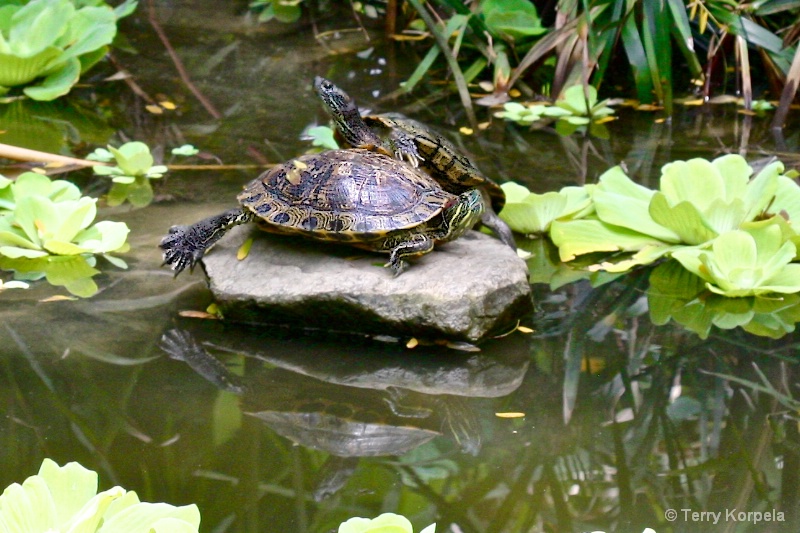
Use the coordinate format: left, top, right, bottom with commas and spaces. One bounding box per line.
159, 149, 483, 276
313, 76, 516, 250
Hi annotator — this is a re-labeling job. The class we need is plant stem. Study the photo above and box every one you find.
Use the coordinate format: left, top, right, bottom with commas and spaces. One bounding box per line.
406, 0, 477, 127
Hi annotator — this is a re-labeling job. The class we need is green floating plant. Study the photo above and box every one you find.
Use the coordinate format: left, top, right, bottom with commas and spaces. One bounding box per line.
494, 101, 548, 125
548, 154, 799, 272
0, 458, 200, 532
302, 125, 339, 150
671, 219, 800, 297
339, 512, 435, 533
499, 181, 592, 234
648, 260, 800, 339
0, 172, 129, 297
481, 0, 546, 41
0, 0, 137, 101
90, 141, 167, 184
171, 144, 200, 156
541, 85, 615, 125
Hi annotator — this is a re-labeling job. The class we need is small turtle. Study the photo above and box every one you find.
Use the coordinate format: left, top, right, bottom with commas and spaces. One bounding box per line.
313, 76, 516, 249
159, 149, 484, 277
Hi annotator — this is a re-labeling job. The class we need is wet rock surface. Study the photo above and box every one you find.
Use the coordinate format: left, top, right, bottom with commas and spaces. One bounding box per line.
201, 225, 532, 342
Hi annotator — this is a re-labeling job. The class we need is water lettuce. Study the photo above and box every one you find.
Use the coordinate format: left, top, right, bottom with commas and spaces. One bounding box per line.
0, 172, 129, 296
0, 458, 200, 532
671, 220, 800, 297
541, 84, 615, 125
339, 512, 435, 533
502, 154, 800, 302
0, 0, 137, 101
90, 141, 167, 184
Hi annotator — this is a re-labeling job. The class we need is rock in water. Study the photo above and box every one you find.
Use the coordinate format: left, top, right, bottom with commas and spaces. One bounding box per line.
201, 225, 532, 342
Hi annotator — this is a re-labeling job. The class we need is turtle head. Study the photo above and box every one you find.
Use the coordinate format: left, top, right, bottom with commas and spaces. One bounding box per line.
314, 76, 383, 150
313, 76, 354, 122
440, 189, 484, 241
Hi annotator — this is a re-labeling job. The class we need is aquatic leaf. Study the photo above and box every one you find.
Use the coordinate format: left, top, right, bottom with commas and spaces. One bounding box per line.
648, 192, 717, 245
8, 0, 72, 57
305, 126, 339, 150
75, 220, 130, 254
549, 218, 664, 262
237, 237, 254, 260
672, 222, 800, 297
171, 144, 200, 156
43, 240, 89, 255
0, 47, 62, 87
338, 512, 414, 533
500, 191, 567, 234
56, 6, 116, 62
769, 174, 800, 220
592, 166, 679, 242
482, 0, 546, 40
108, 142, 154, 177
23, 57, 81, 101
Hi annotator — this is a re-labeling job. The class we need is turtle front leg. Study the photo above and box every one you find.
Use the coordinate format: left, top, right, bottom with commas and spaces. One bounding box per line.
388, 129, 423, 168
160, 207, 254, 276
386, 237, 435, 276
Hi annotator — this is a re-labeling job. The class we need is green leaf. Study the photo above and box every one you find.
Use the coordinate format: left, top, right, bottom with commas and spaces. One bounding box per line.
0, 47, 62, 87
171, 144, 199, 156
23, 57, 81, 101
56, 6, 116, 62
549, 218, 664, 262
37, 459, 100, 527
74, 220, 130, 254
53, 198, 96, 242
649, 192, 717, 245
620, 14, 654, 103
108, 142, 155, 177
592, 166, 680, 242
0, 245, 48, 258
96, 501, 201, 532
338, 512, 413, 533
500, 191, 567, 234
8, 0, 72, 57
271, 1, 301, 23
43, 240, 89, 255
481, 0, 546, 40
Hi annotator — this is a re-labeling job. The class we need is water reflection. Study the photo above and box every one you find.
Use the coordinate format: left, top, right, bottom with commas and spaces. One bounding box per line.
2, 1, 800, 531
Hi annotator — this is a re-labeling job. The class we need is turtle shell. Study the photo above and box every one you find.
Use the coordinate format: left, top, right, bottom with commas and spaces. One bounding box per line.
364, 113, 506, 213
237, 149, 454, 246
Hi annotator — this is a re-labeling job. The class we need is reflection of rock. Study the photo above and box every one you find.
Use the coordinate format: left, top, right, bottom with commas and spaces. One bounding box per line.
202, 225, 532, 343
195, 321, 531, 398
160, 321, 530, 494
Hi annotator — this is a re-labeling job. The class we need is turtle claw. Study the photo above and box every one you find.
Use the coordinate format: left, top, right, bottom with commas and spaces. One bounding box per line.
159, 225, 205, 276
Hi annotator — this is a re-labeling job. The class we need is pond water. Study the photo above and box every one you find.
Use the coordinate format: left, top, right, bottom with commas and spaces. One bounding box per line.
2, 2, 800, 532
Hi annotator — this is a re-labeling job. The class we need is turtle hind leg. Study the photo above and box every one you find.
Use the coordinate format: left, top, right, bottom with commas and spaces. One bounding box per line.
481, 208, 517, 249
385, 237, 435, 277
160, 207, 253, 276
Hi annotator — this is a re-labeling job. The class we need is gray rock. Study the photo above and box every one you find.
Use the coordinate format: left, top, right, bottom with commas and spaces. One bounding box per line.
201, 225, 532, 342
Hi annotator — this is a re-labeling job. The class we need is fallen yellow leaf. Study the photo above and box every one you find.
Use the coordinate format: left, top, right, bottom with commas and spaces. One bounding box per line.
237, 237, 254, 260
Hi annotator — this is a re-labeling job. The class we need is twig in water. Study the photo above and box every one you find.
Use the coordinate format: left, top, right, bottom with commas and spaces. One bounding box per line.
147, 0, 222, 119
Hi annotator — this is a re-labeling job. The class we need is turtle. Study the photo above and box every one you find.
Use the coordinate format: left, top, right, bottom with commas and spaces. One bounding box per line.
159, 148, 484, 277
313, 76, 516, 250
